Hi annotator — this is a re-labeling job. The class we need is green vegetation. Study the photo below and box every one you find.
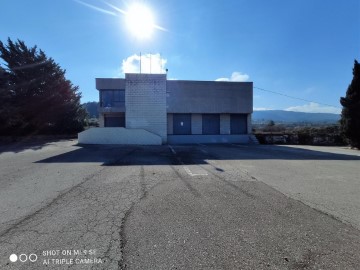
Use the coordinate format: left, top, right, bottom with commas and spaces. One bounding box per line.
82, 101, 99, 128
254, 123, 345, 146
0, 38, 86, 135
340, 60, 360, 148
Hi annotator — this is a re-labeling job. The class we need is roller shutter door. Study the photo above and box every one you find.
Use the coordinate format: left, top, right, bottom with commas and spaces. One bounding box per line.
202, 114, 220, 134
173, 114, 191, 135
104, 116, 125, 127
230, 114, 247, 134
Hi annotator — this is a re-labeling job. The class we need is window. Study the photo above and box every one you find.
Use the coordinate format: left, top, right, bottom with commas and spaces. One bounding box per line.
101, 90, 125, 107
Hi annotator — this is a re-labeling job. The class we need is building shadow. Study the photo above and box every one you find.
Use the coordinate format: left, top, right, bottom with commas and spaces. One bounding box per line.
34, 144, 360, 166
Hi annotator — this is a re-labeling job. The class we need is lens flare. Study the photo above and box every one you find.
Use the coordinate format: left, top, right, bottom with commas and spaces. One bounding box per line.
125, 4, 155, 39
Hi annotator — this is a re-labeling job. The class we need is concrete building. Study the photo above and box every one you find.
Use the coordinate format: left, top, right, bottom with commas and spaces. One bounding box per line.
78, 73, 254, 145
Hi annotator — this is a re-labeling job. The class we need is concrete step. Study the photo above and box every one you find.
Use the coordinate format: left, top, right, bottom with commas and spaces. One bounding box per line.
249, 134, 260, 145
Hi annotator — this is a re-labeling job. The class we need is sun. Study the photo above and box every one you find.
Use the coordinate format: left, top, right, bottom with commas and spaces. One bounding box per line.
125, 3, 155, 39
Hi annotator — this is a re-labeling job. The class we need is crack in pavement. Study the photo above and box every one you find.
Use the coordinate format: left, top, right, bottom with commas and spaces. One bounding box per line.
0, 169, 104, 239
0, 148, 142, 270
0, 148, 138, 238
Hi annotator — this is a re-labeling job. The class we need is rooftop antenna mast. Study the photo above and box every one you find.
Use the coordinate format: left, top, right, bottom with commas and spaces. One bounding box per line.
139, 52, 142, 74
160, 53, 163, 73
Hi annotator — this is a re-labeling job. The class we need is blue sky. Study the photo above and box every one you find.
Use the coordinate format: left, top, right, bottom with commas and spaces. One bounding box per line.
1, 0, 359, 113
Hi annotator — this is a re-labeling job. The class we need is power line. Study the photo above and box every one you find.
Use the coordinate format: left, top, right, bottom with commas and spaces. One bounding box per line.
253, 86, 341, 109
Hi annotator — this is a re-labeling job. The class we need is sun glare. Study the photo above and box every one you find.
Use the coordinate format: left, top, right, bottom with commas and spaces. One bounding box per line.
125, 4, 155, 39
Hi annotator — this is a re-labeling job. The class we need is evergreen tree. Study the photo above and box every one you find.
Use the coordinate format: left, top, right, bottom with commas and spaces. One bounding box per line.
0, 38, 86, 135
340, 60, 360, 148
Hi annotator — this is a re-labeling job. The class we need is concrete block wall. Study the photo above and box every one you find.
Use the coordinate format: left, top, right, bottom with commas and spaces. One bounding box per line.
191, 114, 202, 134
125, 74, 167, 143
220, 114, 231, 135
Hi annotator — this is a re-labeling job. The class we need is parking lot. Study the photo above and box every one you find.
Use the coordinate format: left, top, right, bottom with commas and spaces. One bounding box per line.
0, 140, 359, 269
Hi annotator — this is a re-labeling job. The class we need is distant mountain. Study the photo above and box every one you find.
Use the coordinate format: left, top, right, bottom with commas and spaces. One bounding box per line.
83, 101, 99, 118
253, 110, 340, 123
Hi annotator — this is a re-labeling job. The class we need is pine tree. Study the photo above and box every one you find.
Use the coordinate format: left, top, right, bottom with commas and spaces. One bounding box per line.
340, 60, 360, 148
0, 38, 86, 135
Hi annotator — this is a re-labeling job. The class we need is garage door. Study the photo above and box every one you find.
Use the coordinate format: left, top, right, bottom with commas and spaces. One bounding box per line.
173, 114, 191, 135
202, 114, 220, 134
104, 116, 125, 127
230, 114, 247, 134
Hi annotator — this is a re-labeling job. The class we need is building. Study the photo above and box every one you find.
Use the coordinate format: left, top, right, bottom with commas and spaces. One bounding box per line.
78, 73, 254, 145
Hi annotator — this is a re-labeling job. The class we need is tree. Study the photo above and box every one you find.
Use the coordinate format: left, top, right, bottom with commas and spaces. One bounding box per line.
340, 60, 360, 148
267, 120, 275, 127
0, 38, 86, 135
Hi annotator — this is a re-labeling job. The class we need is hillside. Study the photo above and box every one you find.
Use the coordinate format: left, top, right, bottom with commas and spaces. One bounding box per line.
253, 110, 340, 123
83, 102, 99, 118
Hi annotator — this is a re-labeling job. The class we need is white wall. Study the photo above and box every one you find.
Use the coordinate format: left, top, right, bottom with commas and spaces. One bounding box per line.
78, 128, 162, 145
191, 114, 202, 134
167, 114, 173, 135
99, 114, 104, 127
247, 114, 252, 134
220, 114, 231, 135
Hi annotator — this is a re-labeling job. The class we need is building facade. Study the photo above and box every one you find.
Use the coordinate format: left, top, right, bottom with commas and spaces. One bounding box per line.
79, 73, 253, 145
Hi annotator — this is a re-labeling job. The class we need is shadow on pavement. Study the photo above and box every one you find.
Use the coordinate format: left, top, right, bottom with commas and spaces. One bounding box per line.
0, 137, 76, 154
34, 144, 360, 166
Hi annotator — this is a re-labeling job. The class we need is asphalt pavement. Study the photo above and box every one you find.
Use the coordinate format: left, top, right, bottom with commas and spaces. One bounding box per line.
0, 140, 359, 270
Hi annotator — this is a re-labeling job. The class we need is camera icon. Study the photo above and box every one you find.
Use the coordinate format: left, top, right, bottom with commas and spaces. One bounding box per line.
9, 253, 38, 263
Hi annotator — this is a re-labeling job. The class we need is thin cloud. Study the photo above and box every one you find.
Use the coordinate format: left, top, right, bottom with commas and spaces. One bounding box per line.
121, 53, 167, 74
154, 25, 168, 32
74, 0, 117, 16
253, 107, 273, 111
285, 102, 341, 114
104, 2, 126, 15
216, 71, 250, 82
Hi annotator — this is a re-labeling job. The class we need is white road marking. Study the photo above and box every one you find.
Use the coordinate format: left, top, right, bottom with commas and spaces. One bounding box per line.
198, 144, 208, 153
168, 145, 176, 154
169, 145, 208, 177
183, 166, 208, 177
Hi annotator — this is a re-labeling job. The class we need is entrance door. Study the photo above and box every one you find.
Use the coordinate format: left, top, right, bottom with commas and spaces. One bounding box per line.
173, 114, 191, 135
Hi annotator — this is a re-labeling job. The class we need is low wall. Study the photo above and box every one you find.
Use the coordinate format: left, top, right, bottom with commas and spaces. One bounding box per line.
78, 128, 162, 145
167, 135, 251, 144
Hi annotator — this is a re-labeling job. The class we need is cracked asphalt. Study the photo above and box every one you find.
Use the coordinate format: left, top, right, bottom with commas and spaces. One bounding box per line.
0, 139, 359, 269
